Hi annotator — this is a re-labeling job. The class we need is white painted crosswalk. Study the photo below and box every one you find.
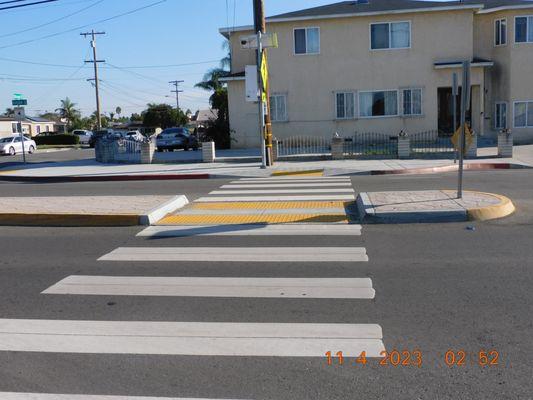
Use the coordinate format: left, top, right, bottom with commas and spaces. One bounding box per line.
98, 247, 369, 262
0, 319, 384, 357
43, 276, 375, 299
137, 224, 362, 237
4, 175, 387, 398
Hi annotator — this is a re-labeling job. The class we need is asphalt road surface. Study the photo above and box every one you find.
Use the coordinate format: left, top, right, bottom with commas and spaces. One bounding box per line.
0, 170, 531, 399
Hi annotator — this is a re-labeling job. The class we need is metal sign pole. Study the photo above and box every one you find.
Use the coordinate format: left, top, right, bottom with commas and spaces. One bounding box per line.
452, 72, 458, 164
257, 31, 267, 169
458, 61, 470, 199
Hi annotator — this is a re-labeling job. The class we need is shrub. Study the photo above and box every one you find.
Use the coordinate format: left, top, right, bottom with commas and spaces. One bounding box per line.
34, 134, 80, 146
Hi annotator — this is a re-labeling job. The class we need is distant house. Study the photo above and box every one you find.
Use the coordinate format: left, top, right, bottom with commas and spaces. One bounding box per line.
0, 116, 56, 138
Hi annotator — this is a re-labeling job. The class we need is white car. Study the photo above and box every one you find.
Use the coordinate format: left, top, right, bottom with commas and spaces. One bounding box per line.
125, 130, 145, 142
0, 135, 37, 156
72, 130, 93, 145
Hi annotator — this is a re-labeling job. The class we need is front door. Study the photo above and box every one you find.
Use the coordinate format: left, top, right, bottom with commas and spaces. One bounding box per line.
438, 87, 471, 135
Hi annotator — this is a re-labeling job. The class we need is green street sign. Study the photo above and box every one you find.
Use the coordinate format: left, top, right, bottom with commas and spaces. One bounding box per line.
12, 99, 28, 106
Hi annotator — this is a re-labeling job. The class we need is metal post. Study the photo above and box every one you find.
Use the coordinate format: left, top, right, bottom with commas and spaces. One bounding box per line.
18, 115, 26, 164
458, 61, 471, 199
452, 72, 458, 164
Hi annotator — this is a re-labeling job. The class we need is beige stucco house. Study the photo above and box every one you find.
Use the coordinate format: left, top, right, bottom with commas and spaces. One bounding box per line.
0, 116, 56, 139
220, 0, 533, 149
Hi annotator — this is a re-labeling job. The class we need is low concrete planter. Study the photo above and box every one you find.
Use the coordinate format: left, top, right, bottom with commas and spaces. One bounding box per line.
202, 142, 216, 163
498, 130, 513, 158
331, 136, 344, 160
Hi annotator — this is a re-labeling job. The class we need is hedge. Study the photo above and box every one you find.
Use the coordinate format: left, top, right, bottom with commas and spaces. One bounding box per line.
34, 134, 80, 146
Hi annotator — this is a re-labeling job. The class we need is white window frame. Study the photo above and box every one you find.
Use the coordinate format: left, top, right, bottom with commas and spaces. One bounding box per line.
335, 91, 356, 120
513, 100, 533, 128
358, 89, 400, 119
495, 18, 507, 46
514, 15, 533, 43
401, 88, 423, 117
293, 27, 320, 55
369, 21, 411, 51
495, 102, 508, 129
270, 93, 288, 122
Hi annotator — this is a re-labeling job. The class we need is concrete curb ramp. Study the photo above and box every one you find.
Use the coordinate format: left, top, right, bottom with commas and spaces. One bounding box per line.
356, 190, 515, 224
0, 196, 189, 227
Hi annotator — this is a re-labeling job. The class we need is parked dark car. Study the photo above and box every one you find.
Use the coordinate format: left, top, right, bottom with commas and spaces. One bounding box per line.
89, 129, 114, 148
156, 127, 199, 151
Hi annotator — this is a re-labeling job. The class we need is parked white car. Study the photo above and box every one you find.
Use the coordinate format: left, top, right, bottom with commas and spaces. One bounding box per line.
125, 130, 145, 142
0, 135, 37, 156
72, 130, 93, 145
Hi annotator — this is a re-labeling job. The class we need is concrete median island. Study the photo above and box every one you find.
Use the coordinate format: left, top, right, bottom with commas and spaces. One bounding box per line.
0, 195, 189, 227
356, 190, 515, 224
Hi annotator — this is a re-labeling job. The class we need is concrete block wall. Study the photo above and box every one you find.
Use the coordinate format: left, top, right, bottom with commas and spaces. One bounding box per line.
398, 137, 410, 159
331, 137, 344, 160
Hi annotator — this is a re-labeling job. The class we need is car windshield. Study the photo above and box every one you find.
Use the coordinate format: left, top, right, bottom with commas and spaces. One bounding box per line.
162, 128, 188, 135
73, 131, 84, 135
0, 137, 13, 143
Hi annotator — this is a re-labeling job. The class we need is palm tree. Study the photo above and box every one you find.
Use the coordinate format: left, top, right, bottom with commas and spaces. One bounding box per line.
55, 98, 80, 129
115, 106, 122, 118
195, 40, 231, 93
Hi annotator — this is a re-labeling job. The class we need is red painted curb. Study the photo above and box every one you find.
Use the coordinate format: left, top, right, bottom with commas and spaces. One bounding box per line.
370, 163, 527, 176
0, 173, 211, 183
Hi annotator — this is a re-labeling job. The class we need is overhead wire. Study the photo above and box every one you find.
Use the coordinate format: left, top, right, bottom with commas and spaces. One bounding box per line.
0, 0, 167, 50
0, 0, 105, 38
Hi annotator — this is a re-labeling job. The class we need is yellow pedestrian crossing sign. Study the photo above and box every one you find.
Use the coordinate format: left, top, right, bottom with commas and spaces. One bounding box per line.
451, 125, 474, 153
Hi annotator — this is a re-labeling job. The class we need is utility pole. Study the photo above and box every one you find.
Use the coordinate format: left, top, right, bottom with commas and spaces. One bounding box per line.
253, 0, 274, 167
81, 30, 105, 130
169, 80, 184, 110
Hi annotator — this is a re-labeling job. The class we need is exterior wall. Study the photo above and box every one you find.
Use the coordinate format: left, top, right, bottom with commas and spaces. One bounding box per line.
475, 10, 533, 143
226, 9, 482, 148
225, 7, 533, 147
0, 121, 15, 138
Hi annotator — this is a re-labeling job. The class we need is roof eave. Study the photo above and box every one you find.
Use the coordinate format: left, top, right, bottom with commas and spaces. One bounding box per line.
477, 4, 533, 15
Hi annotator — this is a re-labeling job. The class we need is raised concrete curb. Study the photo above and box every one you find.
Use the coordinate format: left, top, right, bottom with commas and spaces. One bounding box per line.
467, 192, 515, 221
139, 195, 189, 225
0, 173, 210, 183
0, 195, 190, 227
356, 190, 515, 224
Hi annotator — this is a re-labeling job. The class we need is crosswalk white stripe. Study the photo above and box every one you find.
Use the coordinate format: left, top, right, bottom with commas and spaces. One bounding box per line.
236, 178, 350, 182
43, 276, 375, 299
0, 394, 242, 400
210, 189, 354, 195
0, 320, 384, 357
222, 183, 353, 188
98, 247, 368, 262
195, 195, 355, 202
137, 224, 362, 237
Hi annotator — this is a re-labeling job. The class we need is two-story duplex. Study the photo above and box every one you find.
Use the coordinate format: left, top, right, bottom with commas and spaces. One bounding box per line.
220, 0, 533, 148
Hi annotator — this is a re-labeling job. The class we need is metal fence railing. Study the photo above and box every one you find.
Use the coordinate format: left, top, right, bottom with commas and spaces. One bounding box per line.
276, 136, 331, 157
410, 130, 455, 158
343, 132, 398, 158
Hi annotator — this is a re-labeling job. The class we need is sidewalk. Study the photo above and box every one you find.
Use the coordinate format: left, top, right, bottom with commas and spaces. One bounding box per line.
1, 145, 532, 181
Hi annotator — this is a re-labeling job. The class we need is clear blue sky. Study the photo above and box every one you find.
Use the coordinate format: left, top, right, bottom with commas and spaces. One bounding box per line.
0, 0, 449, 117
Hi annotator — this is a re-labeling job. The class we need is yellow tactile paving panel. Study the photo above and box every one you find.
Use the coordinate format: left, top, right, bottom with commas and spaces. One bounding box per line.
271, 170, 324, 177
158, 214, 349, 225
191, 201, 352, 210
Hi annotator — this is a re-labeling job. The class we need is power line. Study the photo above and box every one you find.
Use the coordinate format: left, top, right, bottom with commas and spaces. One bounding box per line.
0, 0, 167, 50
0, 0, 58, 11
0, 0, 104, 39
